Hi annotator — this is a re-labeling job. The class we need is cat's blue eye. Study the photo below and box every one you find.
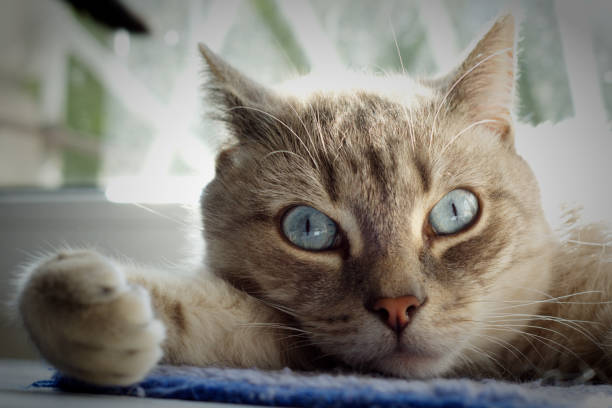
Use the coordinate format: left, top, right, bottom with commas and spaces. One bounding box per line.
429, 189, 479, 235
282, 206, 338, 251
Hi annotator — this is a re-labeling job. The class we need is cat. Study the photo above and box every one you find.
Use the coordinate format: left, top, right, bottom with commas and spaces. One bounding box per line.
14, 14, 612, 386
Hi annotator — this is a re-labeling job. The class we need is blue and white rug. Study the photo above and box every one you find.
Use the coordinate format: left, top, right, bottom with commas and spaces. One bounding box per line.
32, 365, 612, 408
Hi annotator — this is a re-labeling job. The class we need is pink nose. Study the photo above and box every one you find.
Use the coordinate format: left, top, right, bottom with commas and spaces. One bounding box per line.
373, 296, 421, 333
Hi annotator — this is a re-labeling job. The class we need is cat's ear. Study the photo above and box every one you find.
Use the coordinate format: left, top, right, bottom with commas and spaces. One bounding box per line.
199, 43, 282, 143
443, 14, 517, 142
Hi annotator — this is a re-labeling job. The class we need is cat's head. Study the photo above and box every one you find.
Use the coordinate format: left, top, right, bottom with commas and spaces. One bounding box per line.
200, 15, 554, 378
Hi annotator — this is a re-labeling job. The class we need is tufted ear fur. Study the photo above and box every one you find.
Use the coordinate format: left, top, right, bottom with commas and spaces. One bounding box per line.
199, 43, 285, 145
442, 15, 517, 143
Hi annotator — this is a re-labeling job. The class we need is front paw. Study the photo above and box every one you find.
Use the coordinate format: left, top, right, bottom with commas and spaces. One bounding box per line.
18, 250, 166, 385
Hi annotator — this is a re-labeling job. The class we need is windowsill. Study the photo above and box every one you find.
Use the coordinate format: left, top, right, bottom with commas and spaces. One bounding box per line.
0, 187, 202, 360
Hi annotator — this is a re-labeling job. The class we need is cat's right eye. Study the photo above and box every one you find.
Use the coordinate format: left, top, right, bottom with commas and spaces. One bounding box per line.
281, 206, 338, 251
429, 189, 479, 235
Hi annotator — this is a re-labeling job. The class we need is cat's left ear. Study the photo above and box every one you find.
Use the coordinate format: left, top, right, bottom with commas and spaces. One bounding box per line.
443, 14, 517, 143
198, 43, 282, 144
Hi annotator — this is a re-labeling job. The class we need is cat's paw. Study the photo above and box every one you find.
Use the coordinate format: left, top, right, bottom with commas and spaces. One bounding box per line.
18, 249, 166, 385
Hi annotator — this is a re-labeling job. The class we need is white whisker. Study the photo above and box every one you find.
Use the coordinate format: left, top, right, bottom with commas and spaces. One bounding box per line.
478, 333, 538, 371
313, 105, 328, 156
236, 322, 312, 335
435, 119, 500, 161
486, 323, 570, 341
131, 203, 193, 228
261, 150, 308, 164
466, 344, 513, 378
486, 326, 583, 362
332, 129, 350, 164
287, 101, 317, 153
483, 313, 601, 345
567, 240, 612, 247
485, 290, 607, 311
389, 18, 405, 75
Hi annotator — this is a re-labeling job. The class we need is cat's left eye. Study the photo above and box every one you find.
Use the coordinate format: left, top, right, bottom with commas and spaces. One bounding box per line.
281, 206, 338, 251
429, 189, 479, 235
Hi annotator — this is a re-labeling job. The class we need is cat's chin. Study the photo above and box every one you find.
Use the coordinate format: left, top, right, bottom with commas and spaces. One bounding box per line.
371, 350, 453, 379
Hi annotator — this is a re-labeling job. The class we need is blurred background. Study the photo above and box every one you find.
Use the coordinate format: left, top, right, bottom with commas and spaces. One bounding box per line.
0, 0, 611, 360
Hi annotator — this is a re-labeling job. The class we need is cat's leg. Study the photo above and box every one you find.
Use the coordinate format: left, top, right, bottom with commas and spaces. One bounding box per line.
17, 249, 287, 386
127, 259, 290, 372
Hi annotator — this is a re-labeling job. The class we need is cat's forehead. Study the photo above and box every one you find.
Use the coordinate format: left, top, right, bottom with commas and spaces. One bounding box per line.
275, 71, 435, 110
275, 76, 440, 158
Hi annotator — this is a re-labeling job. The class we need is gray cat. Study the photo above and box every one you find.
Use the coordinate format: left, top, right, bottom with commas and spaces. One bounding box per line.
15, 15, 612, 385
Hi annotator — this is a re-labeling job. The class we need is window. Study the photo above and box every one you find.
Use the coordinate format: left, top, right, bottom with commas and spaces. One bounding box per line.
1, 0, 610, 206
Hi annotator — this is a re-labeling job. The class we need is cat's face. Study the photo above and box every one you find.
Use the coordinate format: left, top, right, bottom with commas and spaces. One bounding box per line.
201, 15, 554, 377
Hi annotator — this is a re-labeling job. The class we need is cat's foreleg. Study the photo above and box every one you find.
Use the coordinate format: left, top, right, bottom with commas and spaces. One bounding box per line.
16, 249, 286, 386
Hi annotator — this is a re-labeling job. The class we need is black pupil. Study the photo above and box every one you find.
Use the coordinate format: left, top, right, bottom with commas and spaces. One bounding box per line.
305, 218, 311, 234
451, 202, 458, 217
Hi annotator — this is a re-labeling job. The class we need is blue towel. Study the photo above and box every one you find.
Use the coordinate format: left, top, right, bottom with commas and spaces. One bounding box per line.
32, 365, 612, 408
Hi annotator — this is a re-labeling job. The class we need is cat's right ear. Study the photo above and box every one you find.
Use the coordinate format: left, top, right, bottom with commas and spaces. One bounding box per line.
437, 14, 517, 145
199, 43, 283, 144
